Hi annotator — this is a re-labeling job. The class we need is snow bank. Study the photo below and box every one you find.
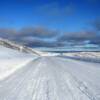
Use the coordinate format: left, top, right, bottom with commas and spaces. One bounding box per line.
63, 52, 100, 63
0, 46, 37, 80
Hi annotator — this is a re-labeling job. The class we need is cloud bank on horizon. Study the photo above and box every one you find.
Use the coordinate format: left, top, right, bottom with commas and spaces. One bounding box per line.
0, 0, 100, 48
0, 21, 100, 48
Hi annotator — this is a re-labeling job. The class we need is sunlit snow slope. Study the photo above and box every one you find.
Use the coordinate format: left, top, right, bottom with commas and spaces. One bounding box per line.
0, 45, 37, 80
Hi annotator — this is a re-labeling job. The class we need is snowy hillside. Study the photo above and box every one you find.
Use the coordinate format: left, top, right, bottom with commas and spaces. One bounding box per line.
0, 38, 40, 56
63, 52, 100, 63
0, 45, 37, 80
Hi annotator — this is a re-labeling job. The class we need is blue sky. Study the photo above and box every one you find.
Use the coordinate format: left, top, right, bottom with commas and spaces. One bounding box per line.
0, 0, 99, 31
0, 0, 100, 48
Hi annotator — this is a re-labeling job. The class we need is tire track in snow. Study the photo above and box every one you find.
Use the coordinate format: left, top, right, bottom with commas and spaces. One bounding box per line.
0, 56, 98, 100
51, 57, 98, 100
0, 58, 42, 100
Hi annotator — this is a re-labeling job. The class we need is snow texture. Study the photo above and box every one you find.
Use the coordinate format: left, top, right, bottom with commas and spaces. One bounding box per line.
0, 45, 37, 80
0, 54, 100, 100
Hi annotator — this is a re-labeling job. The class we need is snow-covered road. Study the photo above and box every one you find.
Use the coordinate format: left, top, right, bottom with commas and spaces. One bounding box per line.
0, 56, 100, 100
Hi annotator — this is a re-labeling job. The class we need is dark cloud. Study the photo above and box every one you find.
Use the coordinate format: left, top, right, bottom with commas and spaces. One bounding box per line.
17, 27, 58, 38
59, 31, 95, 41
0, 27, 58, 38
14, 36, 64, 47
23, 39, 58, 47
0, 27, 60, 47
0, 28, 16, 39
58, 31, 100, 46
0, 27, 100, 47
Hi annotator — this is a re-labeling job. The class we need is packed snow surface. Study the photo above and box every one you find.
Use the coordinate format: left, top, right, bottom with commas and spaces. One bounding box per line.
0, 45, 37, 80
0, 52, 100, 100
